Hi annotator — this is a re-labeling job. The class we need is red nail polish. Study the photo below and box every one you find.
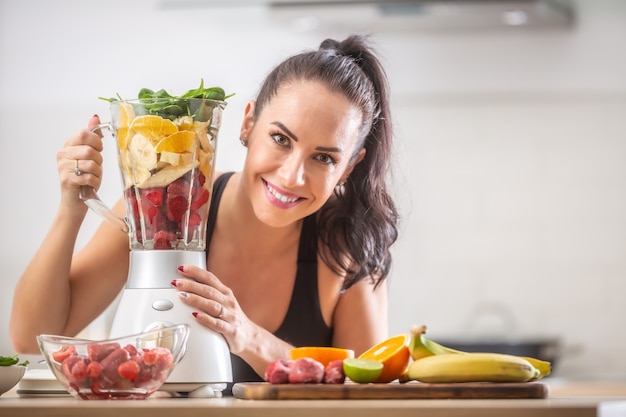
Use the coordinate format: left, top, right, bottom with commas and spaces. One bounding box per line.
192, 312, 198, 318
170, 280, 177, 287
178, 266, 185, 272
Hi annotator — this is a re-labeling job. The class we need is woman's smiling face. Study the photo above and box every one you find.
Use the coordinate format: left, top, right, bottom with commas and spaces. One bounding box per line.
240, 80, 365, 228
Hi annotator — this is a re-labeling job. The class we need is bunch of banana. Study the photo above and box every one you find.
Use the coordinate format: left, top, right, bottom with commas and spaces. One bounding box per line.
406, 325, 552, 383
408, 325, 465, 359
408, 352, 540, 383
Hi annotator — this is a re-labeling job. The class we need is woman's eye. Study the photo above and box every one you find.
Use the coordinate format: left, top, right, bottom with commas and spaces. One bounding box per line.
316, 154, 337, 165
271, 133, 289, 146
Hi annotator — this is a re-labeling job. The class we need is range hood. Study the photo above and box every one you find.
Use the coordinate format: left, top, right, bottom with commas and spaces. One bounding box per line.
158, 0, 576, 31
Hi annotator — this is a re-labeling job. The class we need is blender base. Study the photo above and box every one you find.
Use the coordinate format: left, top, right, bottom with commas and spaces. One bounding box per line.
110, 250, 233, 395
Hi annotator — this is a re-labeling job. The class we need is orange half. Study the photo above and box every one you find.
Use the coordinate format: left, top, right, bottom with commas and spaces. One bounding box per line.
358, 334, 411, 383
130, 115, 178, 142
289, 346, 355, 367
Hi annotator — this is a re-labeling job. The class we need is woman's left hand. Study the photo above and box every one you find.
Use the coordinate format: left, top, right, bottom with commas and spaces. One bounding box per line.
171, 264, 252, 355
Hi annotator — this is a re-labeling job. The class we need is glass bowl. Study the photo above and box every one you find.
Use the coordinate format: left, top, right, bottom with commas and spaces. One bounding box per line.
37, 324, 189, 400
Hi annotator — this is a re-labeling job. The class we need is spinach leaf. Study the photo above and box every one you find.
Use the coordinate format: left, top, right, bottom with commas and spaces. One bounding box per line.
0, 354, 29, 367
100, 79, 234, 120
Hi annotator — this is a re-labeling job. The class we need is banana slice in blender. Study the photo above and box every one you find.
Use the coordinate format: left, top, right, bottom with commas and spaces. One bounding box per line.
139, 162, 199, 188
129, 133, 158, 171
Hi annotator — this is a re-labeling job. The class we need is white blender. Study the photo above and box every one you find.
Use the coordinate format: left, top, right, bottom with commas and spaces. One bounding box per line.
80, 96, 232, 397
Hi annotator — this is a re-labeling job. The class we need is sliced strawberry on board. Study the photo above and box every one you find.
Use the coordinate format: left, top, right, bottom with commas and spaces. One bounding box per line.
265, 359, 291, 384
323, 359, 346, 384
288, 357, 325, 384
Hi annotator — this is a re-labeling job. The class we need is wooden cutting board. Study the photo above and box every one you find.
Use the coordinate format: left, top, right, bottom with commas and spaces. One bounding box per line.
232, 381, 548, 400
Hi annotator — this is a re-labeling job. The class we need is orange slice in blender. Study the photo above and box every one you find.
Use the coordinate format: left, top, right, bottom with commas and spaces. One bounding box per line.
116, 102, 135, 150
198, 149, 214, 179
118, 102, 134, 126
130, 115, 178, 142
194, 121, 212, 152
358, 334, 411, 383
289, 346, 354, 367
174, 115, 194, 131
155, 130, 196, 153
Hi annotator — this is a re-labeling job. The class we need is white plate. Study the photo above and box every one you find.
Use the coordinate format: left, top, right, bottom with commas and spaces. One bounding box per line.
16, 368, 69, 397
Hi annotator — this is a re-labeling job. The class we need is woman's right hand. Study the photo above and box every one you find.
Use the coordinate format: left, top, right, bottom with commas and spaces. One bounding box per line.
56, 115, 104, 212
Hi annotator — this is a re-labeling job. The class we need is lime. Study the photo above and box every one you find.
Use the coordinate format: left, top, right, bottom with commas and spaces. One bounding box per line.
343, 358, 383, 384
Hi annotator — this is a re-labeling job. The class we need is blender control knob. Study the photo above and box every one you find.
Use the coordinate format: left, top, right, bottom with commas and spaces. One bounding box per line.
152, 299, 174, 311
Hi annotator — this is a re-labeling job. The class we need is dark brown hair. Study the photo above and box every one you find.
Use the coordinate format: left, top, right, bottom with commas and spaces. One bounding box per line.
254, 34, 398, 290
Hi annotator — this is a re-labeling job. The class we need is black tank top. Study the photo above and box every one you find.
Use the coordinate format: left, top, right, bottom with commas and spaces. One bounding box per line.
206, 172, 333, 388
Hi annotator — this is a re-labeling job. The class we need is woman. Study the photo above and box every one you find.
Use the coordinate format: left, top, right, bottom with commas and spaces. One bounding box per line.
10, 34, 399, 383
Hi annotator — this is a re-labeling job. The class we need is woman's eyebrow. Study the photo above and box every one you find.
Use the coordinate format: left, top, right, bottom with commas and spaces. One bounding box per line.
316, 146, 342, 154
271, 121, 343, 154
271, 121, 298, 142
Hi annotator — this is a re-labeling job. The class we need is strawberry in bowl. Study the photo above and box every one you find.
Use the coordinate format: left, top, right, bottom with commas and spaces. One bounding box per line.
38, 324, 189, 400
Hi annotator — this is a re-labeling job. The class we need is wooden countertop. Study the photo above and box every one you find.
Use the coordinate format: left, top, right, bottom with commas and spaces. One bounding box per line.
2, 386, 626, 417
0, 395, 617, 417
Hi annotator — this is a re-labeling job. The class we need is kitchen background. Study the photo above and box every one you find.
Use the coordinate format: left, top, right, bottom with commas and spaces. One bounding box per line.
0, 0, 624, 381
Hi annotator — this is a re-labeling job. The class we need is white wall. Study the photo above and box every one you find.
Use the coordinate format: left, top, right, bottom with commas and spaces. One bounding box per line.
1, 0, 625, 380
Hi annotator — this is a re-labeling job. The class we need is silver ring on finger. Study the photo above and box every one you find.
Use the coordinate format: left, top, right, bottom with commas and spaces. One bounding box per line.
74, 159, 83, 176
216, 303, 225, 319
